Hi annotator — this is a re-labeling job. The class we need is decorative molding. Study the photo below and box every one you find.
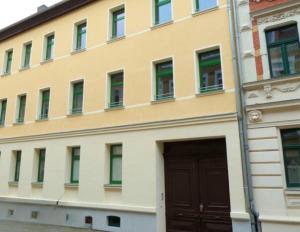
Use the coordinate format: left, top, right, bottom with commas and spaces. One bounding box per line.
257, 7, 300, 25
275, 83, 300, 93
0, 113, 238, 144
248, 110, 263, 123
248, 92, 259, 99
264, 84, 273, 99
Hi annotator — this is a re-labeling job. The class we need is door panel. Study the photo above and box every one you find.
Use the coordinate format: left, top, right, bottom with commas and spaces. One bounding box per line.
164, 139, 232, 232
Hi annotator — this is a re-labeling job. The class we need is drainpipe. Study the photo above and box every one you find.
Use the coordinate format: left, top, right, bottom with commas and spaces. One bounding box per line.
227, 0, 262, 232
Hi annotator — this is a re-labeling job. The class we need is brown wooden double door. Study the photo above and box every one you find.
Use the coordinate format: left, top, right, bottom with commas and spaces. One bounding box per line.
164, 139, 232, 232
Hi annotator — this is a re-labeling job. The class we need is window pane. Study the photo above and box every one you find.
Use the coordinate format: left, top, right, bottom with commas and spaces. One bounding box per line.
76, 23, 86, 49
18, 96, 26, 123
110, 73, 124, 107
46, 35, 54, 60
0, 100, 7, 124
286, 42, 300, 75
116, 18, 125, 37
267, 25, 298, 44
71, 148, 80, 183
38, 150, 46, 182
201, 64, 222, 91
269, 46, 285, 77
15, 152, 21, 182
41, 90, 50, 119
112, 145, 122, 155
197, 0, 217, 11
112, 156, 122, 182
157, 76, 173, 98
157, 1, 172, 24
285, 149, 300, 186
282, 129, 300, 146
72, 83, 83, 113
24, 44, 32, 67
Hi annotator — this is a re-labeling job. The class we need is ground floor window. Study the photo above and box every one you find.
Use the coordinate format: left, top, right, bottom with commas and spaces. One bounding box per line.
281, 128, 300, 188
110, 145, 122, 185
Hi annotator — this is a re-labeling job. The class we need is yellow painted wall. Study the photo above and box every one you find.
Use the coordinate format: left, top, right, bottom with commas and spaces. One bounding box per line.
0, 0, 235, 138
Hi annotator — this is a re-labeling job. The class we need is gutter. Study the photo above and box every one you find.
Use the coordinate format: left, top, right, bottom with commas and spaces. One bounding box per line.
227, 0, 262, 231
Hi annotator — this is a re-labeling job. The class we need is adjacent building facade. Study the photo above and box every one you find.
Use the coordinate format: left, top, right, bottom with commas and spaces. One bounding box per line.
236, 0, 300, 231
0, 1, 252, 232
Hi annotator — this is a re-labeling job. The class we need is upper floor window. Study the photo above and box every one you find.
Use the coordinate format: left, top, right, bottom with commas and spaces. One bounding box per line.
71, 81, 84, 114
109, 72, 124, 108
75, 22, 87, 51
16, 95, 26, 123
111, 8, 125, 39
3, 49, 13, 74
22, 42, 32, 68
39, 89, 50, 120
155, 60, 174, 100
195, 0, 217, 12
198, 49, 223, 93
281, 128, 300, 188
0, 99, 7, 126
154, 0, 172, 25
266, 24, 300, 78
44, 34, 55, 61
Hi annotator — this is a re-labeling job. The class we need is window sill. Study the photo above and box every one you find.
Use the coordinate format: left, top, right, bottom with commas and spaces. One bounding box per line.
31, 182, 43, 188
40, 59, 54, 65
151, 97, 175, 105
8, 181, 19, 187
13, 122, 24, 126
1, 72, 11, 77
65, 183, 79, 189
71, 48, 86, 55
35, 118, 49, 122
105, 105, 125, 112
192, 6, 219, 17
67, 112, 83, 118
196, 89, 225, 97
107, 35, 126, 44
19, 66, 30, 72
151, 20, 174, 30
104, 184, 122, 191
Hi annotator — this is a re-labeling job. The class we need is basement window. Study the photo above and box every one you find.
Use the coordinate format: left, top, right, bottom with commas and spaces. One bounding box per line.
107, 216, 121, 227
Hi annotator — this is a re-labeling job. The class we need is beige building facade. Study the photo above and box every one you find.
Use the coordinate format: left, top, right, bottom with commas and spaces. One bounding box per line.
0, 0, 252, 231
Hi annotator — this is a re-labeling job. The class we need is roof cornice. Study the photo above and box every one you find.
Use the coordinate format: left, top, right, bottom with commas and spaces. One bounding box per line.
0, 0, 95, 42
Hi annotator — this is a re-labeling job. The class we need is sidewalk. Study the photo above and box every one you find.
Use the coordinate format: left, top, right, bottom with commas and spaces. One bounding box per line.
0, 220, 96, 232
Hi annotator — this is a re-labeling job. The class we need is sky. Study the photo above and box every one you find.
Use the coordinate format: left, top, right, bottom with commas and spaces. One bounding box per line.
0, 0, 61, 30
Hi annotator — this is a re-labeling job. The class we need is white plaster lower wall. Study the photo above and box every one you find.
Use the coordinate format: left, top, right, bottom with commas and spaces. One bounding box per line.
0, 118, 250, 232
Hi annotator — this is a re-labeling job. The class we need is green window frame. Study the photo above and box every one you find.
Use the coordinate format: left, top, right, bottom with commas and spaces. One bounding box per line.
281, 128, 300, 188
112, 8, 125, 39
72, 82, 83, 114
155, 60, 174, 100
45, 34, 55, 60
71, 147, 80, 184
110, 145, 122, 185
110, 72, 124, 108
37, 149, 46, 183
76, 22, 87, 50
198, 49, 223, 93
14, 151, 21, 182
23, 43, 32, 68
4, 50, 13, 74
155, 0, 172, 25
40, 89, 50, 120
266, 24, 300, 78
17, 95, 26, 123
0, 99, 7, 125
